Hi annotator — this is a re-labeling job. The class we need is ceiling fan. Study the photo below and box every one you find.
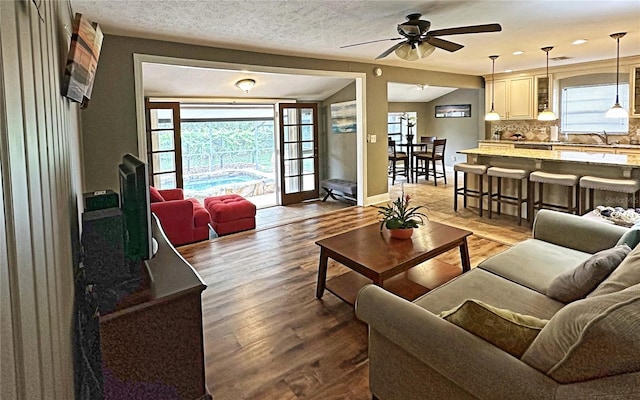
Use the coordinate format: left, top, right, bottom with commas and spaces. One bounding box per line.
341, 13, 502, 61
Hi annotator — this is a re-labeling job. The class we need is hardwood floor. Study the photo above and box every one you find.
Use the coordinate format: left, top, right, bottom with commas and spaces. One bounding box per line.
178, 174, 531, 400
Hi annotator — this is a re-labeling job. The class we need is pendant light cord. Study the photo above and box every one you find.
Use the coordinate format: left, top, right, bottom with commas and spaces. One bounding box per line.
489, 55, 498, 110
615, 35, 620, 103
541, 47, 553, 109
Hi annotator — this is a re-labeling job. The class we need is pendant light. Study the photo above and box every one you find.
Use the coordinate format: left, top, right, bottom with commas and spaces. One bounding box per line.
605, 32, 628, 118
485, 55, 500, 121
537, 46, 557, 121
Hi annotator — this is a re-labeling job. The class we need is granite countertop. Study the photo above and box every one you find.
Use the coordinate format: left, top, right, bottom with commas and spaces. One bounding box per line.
479, 140, 640, 149
459, 147, 640, 168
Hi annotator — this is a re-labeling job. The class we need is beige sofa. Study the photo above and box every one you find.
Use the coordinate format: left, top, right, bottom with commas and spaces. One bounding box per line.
356, 209, 640, 400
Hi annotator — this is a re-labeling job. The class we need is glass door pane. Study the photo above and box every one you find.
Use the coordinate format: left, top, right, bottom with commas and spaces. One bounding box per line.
278, 103, 319, 205
145, 101, 182, 189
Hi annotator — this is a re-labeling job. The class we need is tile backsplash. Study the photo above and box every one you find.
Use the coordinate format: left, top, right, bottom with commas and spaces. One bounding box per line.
488, 119, 640, 144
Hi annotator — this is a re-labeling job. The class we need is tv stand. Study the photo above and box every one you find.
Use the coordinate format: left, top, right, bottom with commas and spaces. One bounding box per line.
98, 215, 211, 400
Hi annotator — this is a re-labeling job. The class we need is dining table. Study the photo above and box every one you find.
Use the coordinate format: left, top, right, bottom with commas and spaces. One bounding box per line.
398, 140, 431, 182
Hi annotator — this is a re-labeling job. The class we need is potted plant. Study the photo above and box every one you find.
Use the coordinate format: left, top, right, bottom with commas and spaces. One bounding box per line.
375, 189, 428, 239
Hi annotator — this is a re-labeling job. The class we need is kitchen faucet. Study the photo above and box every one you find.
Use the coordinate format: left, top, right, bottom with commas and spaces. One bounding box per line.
590, 130, 608, 144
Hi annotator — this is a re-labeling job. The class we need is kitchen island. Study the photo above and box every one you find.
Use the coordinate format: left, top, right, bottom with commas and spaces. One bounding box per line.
456, 147, 640, 220
459, 147, 640, 178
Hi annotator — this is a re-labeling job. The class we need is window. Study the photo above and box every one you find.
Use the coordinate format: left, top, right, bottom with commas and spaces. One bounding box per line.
179, 104, 276, 197
561, 83, 629, 134
387, 111, 417, 143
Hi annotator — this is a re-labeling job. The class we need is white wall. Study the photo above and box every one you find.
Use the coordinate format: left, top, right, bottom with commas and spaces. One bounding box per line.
1, 1, 81, 398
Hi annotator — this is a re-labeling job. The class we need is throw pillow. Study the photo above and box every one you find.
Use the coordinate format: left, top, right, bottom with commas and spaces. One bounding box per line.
149, 186, 165, 203
589, 241, 640, 297
615, 220, 640, 249
521, 283, 640, 383
546, 244, 631, 303
439, 299, 548, 358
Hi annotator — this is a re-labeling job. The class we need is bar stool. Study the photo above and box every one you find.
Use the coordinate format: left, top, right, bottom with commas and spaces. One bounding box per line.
529, 171, 580, 217
454, 163, 488, 217
487, 167, 530, 225
579, 176, 640, 214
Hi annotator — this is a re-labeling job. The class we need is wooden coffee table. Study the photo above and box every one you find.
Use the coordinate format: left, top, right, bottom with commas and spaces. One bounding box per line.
315, 221, 473, 304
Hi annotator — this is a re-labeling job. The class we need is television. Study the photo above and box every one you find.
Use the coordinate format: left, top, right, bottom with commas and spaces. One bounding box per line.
119, 154, 153, 262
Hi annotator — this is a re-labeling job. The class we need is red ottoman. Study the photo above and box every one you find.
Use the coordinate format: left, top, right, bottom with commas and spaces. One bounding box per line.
204, 194, 256, 236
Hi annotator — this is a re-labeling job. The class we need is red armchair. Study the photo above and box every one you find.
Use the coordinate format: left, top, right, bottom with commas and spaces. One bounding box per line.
149, 187, 210, 246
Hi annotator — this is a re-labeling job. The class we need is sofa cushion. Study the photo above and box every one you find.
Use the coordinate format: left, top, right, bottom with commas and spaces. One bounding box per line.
478, 239, 591, 294
415, 268, 565, 320
439, 299, 548, 357
546, 244, 631, 303
589, 241, 640, 297
149, 186, 165, 203
521, 283, 640, 383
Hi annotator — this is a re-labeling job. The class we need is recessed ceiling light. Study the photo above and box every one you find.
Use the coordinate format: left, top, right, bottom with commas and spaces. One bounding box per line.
504, 69, 513, 73
572, 39, 588, 45
512, 51, 524, 55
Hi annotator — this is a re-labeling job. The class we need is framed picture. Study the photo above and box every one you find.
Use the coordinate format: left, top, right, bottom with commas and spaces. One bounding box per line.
330, 100, 357, 133
435, 104, 471, 118
62, 13, 104, 108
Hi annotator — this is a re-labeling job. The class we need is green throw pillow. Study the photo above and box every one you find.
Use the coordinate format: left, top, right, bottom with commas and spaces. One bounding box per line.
439, 299, 548, 357
616, 221, 640, 249
546, 244, 631, 303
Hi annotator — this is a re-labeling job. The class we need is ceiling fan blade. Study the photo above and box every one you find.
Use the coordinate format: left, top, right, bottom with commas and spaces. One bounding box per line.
425, 37, 464, 52
427, 23, 502, 37
376, 41, 407, 59
340, 37, 403, 49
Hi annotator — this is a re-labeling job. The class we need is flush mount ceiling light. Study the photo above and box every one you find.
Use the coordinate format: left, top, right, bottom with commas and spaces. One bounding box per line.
485, 55, 500, 121
572, 39, 588, 45
394, 41, 436, 61
235, 78, 256, 93
537, 46, 557, 121
606, 32, 628, 119
512, 50, 524, 55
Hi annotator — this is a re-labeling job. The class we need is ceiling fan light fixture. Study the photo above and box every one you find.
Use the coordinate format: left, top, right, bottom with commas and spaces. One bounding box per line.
395, 43, 419, 61
606, 32, 628, 119
485, 55, 500, 121
416, 42, 435, 58
537, 46, 557, 121
235, 78, 256, 93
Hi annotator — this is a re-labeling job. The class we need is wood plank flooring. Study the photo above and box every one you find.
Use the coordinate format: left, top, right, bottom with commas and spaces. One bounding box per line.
178, 175, 531, 399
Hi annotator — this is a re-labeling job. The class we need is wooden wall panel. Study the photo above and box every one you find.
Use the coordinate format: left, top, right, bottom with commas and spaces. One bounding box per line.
0, 1, 82, 399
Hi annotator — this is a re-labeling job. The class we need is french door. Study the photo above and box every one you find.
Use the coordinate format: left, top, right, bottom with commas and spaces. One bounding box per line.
278, 103, 319, 205
145, 100, 183, 189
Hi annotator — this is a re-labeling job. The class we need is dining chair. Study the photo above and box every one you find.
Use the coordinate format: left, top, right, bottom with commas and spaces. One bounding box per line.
414, 138, 447, 186
388, 138, 409, 185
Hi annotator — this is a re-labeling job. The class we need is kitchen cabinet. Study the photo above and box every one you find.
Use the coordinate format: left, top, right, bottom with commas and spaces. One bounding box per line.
631, 64, 640, 117
487, 76, 534, 120
535, 74, 554, 115
552, 145, 580, 151
615, 148, 640, 156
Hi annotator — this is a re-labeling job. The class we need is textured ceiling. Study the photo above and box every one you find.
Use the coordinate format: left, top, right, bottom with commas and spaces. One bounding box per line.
72, 0, 640, 102
72, 0, 640, 75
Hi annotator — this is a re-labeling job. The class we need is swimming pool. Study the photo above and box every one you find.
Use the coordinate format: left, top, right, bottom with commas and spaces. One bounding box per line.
183, 170, 274, 197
